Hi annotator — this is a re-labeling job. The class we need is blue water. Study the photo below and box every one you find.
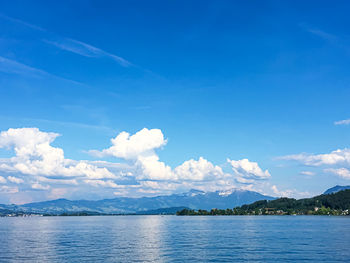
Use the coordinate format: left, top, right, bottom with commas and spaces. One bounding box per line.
0, 216, 349, 262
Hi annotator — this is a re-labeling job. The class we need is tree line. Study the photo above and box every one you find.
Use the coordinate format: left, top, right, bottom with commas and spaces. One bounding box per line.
177, 189, 350, 216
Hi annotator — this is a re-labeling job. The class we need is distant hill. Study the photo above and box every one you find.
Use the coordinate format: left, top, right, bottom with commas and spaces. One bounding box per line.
177, 189, 350, 216
324, 185, 350, 195
0, 189, 274, 215
240, 189, 350, 213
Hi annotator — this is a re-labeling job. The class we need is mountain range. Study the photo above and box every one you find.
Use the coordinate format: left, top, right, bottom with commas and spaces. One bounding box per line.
1, 186, 348, 216
0, 188, 274, 215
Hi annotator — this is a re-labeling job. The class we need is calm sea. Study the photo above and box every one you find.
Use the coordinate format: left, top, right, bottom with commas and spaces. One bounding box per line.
0, 216, 349, 262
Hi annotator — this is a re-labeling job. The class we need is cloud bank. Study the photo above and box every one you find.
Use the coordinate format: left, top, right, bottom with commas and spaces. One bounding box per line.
0, 128, 115, 179
0, 127, 275, 202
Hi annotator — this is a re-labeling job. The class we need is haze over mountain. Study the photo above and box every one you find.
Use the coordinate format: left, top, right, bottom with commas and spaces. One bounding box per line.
0, 189, 274, 215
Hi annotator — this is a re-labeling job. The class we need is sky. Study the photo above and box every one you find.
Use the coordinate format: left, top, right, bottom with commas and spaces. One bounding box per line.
0, 0, 350, 204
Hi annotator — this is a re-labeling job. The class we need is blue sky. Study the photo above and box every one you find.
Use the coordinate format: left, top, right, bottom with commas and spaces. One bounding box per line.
0, 0, 350, 204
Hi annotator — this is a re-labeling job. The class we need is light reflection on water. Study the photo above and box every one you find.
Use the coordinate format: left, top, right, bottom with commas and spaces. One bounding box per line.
0, 216, 349, 262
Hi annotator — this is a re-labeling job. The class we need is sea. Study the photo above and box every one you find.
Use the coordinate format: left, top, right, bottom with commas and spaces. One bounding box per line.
0, 215, 349, 262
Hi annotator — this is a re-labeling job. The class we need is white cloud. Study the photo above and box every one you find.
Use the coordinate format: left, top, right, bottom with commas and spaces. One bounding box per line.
0, 128, 115, 179
0, 185, 19, 194
90, 128, 176, 180
299, 171, 315, 176
0, 176, 6, 184
84, 179, 121, 188
35, 176, 78, 185
0, 127, 275, 199
91, 128, 228, 183
175, 157, 224, 181
235, 176, 255, 184
334, 119, 350, 125
280, 148, 350, 182
279, 148, 350, 166
136, 155, 174, 180
271, 185, 310, 198
91, 128, 167, 159
31, 182, 50, 190
325, 168, 350, 179
7, 176, 24, 184
271, 185, 295, 198
227, 158, 271, 182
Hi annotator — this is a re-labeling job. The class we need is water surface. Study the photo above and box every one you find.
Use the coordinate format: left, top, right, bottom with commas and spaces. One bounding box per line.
0, 216, 349, 262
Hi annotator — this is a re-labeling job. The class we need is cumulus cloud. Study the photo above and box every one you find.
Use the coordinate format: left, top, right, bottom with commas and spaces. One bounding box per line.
136, 155, 173, 180
7, 176, 24, 184
31, 182, 50, 190
227, 158, 271, 182
0, 128, 115, 179
0, 127, 276, 200
0, 176, 6, 184
271, 185, 293, 197
91, 128, 168, 179
325, 168, 350, 179
175, 157, 224, 181
279, 148, 350, 166
271, 185, 310, 198
90, 128, 167, 159
90, 128, 175, 181
91, 128, 228, 183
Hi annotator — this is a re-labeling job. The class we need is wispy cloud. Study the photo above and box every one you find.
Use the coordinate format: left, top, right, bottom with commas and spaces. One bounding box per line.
299, 22, 338, 41
299, 171, 315, 176
0, 56, 84, 85
0, 13, 45, 32
299, 23, 350, 53
0, 56, 45, 76
24, 117, 115, 133
0, 115, 114, 134
44, 38, 132, 67
334, 119, 350, 125
302, 26, 338, 42
1, 14, 132, 67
